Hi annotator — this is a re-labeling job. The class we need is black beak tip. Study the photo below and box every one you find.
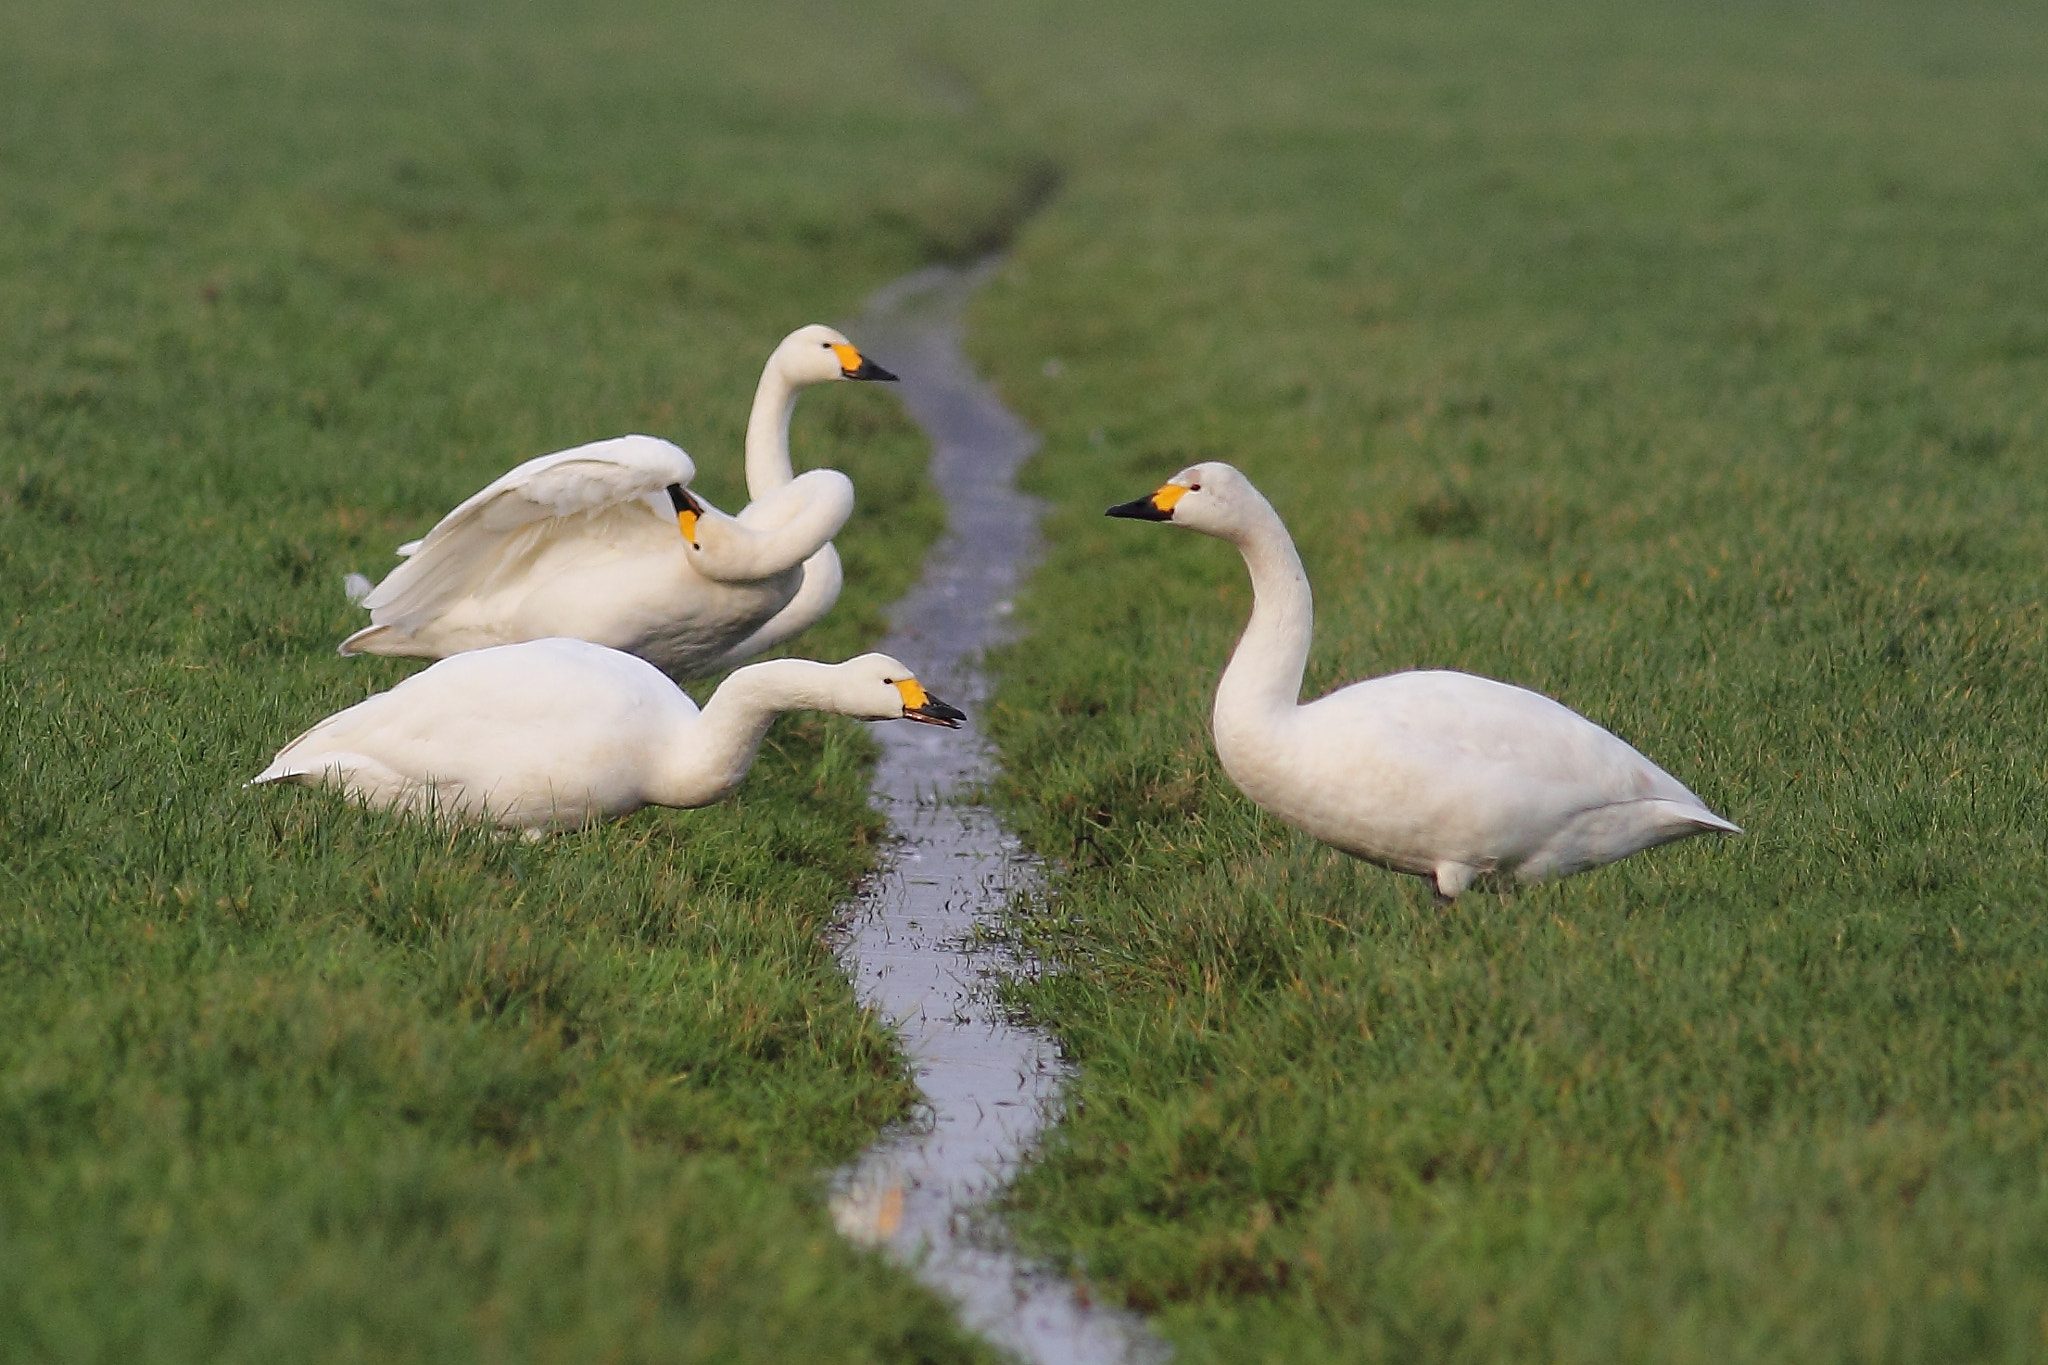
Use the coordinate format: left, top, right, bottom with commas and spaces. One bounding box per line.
846, 359, 899, 383
1105, 495, 1172, 521
908, 697, 967, 729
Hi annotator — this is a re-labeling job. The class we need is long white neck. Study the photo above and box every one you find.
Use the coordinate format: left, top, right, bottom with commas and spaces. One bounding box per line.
1211, 491, 1313, 764
656, 658, 835, 806
687, 470, 854, 584
743, 360, 800, 498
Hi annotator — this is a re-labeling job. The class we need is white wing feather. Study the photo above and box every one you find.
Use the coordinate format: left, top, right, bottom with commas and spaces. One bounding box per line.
359, 435, 694, 636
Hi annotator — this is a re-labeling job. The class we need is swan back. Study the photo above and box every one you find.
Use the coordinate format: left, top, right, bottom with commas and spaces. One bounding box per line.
252, 639, 704, 828
254, 640, 963, 832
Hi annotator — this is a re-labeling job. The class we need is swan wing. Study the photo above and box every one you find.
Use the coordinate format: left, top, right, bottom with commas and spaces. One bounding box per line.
1317, 671, 1704, 803
356, 436, 696, 639
1278, 670, 1722, 869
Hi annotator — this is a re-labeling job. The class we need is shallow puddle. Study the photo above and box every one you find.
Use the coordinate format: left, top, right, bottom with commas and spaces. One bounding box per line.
827, 262, 1165, 1365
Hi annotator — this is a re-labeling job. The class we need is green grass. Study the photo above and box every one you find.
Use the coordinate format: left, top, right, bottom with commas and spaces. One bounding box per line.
951, 0, 2048, 1359
12, 0, 2048, 1358
0, 0, 1044, 1357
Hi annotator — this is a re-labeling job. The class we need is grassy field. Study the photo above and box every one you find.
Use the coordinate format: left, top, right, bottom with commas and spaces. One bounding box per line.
0, 1, 1046, 1358
953, 1, 2048, 1360
11, 0, 2048, 1360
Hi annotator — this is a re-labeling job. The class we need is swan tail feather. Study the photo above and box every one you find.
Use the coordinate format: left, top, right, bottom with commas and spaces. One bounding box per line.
338, 624, 437, 659
1662, 802, 1741, 836
247, 753, 411, 806
246, 755, 351, 787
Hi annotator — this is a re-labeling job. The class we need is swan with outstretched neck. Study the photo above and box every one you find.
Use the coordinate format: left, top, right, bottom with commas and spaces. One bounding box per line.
251, 638, 963, 834
1107, 462, 1739, 900
339, 325, 895, 678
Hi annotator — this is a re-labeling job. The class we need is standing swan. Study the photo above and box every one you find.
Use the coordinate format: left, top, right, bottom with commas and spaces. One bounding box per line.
251, 639, 963, 834
1106, 463, 1738, 900
338, 325, 895, 678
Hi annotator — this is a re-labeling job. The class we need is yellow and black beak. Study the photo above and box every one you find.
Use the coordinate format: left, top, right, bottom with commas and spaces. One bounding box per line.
895, 678, 966, 728
1105, 483, 1187, 522
831, 342, 898, 383
666, 482, 704, 548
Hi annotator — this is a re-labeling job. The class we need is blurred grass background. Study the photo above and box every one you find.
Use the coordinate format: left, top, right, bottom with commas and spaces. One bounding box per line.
8, 0, 2048, 1360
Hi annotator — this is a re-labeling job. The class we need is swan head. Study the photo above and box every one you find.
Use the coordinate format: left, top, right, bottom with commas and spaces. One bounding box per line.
836, 653, 966, 728
1104, 461, 1256, 537
665, 481, 705, 547
774, 324, 898, 387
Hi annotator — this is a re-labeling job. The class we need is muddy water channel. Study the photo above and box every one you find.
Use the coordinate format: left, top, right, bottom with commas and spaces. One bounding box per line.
826, 262, 1164, 1365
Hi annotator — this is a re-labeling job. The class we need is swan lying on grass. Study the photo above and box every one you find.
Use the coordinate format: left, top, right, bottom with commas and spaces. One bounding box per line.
252, 638, 962, 834
340, 325, 895, 678
1107, 463, 1738, 901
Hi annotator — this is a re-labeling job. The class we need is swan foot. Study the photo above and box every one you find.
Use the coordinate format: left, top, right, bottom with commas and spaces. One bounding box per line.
1433, 861, 1478, 903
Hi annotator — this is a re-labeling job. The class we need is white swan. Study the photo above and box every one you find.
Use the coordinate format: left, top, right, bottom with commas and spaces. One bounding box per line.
699, 321, 897, 673
250, 638, 963, 833
1106, 463, 1739, 900
338, 324, 896, 678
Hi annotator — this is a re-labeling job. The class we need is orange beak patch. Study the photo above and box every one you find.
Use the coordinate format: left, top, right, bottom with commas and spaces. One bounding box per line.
894, 677, 966, 728
666, 482, 704, 548
1105, 481, 1189, 523
832, 343, 898, 381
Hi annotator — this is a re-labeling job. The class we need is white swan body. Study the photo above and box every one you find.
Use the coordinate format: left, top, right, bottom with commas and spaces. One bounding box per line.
251, 638, 963, 833
340, 325, 894, 678
1106, 463, 1738, 900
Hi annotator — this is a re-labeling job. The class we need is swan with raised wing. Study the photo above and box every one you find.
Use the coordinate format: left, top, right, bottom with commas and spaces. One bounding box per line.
252, 638, 963, 833
1106, 463, 1739, 900
338, 325, 895, 677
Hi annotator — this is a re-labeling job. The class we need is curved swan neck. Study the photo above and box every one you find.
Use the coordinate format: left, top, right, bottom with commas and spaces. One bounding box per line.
688, 470, 854, 585
743, 361, 800, 497
663, 658, 832, 803
1214, 494, 1313, 727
